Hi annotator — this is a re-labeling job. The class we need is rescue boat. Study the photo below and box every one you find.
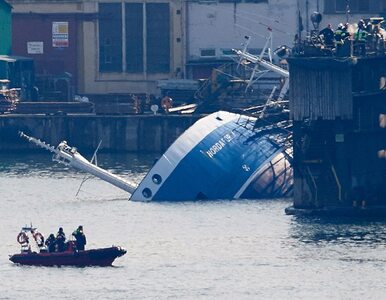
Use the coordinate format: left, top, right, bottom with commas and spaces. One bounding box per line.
9, 246, 127, 267
9, 225, 126, 267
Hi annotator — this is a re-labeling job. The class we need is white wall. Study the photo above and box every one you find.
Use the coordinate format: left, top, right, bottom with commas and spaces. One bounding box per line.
187, 1, 298, 60
186, 0, 379, 61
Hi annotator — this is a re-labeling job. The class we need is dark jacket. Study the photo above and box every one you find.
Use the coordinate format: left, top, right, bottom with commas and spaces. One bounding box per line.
56, 230, 66, 252
72, 229, 87, 251
45, 234, 56, 252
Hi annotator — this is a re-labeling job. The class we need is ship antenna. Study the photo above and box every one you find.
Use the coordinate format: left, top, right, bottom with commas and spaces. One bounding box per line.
346, 0, 350, 23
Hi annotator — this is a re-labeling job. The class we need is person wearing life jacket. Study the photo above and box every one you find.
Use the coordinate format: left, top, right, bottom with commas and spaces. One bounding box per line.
354, 19, 368, 56
56, 227, 66, 252
334, 23, 350, 56
72, 225, 87, 251
45, 233, 56, 253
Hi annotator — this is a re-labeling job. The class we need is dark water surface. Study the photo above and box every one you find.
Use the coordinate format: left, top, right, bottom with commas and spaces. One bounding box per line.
1, 153, 386, 299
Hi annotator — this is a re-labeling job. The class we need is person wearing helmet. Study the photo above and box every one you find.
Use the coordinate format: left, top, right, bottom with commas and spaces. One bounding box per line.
335, 23, 350, 56
355, 19, 368, 55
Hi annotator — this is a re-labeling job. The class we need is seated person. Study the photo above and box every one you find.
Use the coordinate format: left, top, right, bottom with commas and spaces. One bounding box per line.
45, 233, 56, 253
56, 227, 66, 252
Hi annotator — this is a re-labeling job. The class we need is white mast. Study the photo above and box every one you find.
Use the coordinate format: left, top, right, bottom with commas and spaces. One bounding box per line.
19, 132, 137, 194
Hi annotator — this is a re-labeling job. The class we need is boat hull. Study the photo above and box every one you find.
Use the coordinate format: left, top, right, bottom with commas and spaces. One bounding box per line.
9, 246, 126, 267
131, 111, 293, 201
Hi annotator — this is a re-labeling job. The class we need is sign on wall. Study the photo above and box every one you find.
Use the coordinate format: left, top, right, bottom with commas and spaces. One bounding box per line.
52, 22, 69, 47
27, 41, 44, 54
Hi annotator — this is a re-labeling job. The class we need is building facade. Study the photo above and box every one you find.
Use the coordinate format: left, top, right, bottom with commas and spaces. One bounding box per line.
8, 0, 386, 98
186, 0, 386, 78
0, 0, 12, 55
9, 0, 183, 98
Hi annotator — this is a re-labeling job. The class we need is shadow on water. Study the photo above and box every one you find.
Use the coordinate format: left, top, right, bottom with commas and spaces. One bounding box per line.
289, 215, 386, 246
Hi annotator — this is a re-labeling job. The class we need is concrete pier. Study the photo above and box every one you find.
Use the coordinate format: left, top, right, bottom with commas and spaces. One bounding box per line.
0, 114, 201, 153
286, 55, 386, 215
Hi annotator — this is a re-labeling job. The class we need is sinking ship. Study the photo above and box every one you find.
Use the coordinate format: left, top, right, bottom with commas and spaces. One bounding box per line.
132, 111, 292, 200
19, 110, 293, 201
19, 38, 293, 201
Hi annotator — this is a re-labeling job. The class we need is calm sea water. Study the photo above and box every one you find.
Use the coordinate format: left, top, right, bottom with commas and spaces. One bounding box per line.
1, 153, 386, 299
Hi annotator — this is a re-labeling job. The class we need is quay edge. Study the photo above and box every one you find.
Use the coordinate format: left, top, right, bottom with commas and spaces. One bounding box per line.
285, 205, 386, 218
0, 113, 201, 153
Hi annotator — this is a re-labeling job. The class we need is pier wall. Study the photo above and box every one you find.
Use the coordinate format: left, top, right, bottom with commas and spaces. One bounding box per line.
0, 114, 201, 153
288, 56, 386, 211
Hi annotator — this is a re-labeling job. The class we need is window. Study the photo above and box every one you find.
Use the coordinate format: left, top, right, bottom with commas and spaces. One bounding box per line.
218, 0, 267, 2
248, 48, 263, 55
146, 3, 170, 73
221, 49, 236, 56
99, 3, 122, 72
98, 2, 170, 74
325, 0, 376, 14
125, 3, 143, 72
200, 49, 216, 57
335, 0, 347, 12
357, 0, 370, 12
382, 0, 386, 11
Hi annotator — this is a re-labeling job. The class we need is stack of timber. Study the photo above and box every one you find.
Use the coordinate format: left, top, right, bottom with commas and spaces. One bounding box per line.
90, 94, 140, 115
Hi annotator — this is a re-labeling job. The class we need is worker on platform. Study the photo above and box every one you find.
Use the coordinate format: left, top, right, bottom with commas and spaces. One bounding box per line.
354, 19, 368, 56
72, 225, 87, 251
161, 95, 173, 113
334, 23, 350, 56
45, 233, 56, 253
319, 23, 335, 49
56, 227, 66, 252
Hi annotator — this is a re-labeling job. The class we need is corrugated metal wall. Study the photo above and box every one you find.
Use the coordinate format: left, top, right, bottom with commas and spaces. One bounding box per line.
289, 58, 354, 121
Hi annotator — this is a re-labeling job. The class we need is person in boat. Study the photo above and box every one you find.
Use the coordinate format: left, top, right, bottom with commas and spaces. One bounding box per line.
72, 225, 87, 251
56, 227, 66, 252
45, 233, 56, 253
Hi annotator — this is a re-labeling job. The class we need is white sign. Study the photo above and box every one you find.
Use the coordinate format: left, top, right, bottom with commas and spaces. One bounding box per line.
27, 41, 44, 54
52, 22, 69, 47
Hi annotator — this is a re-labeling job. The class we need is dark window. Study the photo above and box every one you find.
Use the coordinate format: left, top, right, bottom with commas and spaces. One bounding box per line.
326, 0, 375, 13
356, 0, 370, 12
244, 0, 268, 3
381, 0, 386, 11
125, 3, 143, 72
201, 49, 216, 57
335, 0, 347, 12
99, 3, 122, 72
221, 49, 235, 56
324, 0, 335, 13
146, 3, 170, 73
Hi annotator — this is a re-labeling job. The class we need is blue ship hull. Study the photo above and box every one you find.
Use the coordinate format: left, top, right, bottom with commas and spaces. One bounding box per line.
131, 111, 293, 201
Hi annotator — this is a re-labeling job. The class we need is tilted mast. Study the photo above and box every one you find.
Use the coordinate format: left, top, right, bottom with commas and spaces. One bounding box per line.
19, 132, 137, 194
